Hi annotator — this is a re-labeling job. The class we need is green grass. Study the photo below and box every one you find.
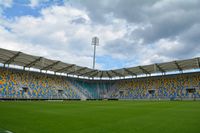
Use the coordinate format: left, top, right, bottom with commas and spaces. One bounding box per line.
0, 101, 200, 133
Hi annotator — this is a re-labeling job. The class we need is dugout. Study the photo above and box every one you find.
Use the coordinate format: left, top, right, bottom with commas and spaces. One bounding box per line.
148, 89, 156, 99
186, 88, 197, 100
19, 87, 29, 98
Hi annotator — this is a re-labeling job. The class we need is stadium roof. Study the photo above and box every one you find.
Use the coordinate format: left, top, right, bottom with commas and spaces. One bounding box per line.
0, 48, 200, 79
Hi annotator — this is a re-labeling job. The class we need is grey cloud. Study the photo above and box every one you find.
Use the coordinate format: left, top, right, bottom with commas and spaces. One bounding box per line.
71, 17, 87, 24
80, 0, 200, 41
180, 23, 200, 45
131, 8, 200, 44
80, 0, 200, 64
80, 0, 158, 24
103, 39, 140, 59
158, 43, 196, 59
1, 0, 200, 69
81, 0, 200, 24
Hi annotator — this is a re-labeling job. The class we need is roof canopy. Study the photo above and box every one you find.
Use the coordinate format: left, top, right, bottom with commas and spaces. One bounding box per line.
0, 48, 200, 79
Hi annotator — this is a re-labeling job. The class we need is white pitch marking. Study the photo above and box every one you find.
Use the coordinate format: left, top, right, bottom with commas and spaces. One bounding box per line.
5, 130, 13, 133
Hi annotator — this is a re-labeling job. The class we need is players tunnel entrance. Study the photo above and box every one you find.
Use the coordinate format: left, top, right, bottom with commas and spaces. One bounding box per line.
22, 87, 29, 93
186, 88, 197, 100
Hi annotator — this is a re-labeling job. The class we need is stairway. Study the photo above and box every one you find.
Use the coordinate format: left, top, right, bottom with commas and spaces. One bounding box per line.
67, 81, 88, 100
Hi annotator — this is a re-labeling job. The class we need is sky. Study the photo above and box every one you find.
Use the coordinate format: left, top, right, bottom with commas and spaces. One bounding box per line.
0, 0, 200, 70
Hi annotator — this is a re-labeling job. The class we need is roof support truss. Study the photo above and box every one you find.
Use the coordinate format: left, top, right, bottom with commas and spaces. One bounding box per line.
89, 71, 99, 78
138, 66, 150, 74
67, 67, 87, 75
100, 71, 104, 78
111, 70, 124, 77
4, 52, 21, 65
88, 70, 98, 78
24, 57, 42, 68
154, 64, 165, 73
78, 70, 97, 77
55, 64, 75, 73
2, 48, 200, 79
106, 71, 112, 78
41, 61, 60, 70
196, 58, 200, 68
174, 61, 182, 71
124, 68, 137, 76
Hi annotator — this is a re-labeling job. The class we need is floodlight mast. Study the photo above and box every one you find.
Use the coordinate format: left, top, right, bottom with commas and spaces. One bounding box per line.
92, 37, 99, 69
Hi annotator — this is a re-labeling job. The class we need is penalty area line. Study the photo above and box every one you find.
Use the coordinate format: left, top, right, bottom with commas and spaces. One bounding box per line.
0, 130, 13, 133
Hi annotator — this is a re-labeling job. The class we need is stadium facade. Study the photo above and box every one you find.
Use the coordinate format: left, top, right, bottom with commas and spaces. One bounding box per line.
0, 48, 200, 100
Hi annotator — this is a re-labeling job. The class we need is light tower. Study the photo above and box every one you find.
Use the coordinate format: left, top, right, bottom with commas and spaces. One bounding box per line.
91, 36, 99, 69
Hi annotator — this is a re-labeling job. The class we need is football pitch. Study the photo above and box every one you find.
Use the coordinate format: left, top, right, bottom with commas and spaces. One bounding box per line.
0, 101, 200, 133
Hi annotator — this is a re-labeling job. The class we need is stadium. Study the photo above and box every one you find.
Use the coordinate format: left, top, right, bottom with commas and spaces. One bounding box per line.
1, 48, 200, 133
1, 0, 200, 133
1, 48, 200, 101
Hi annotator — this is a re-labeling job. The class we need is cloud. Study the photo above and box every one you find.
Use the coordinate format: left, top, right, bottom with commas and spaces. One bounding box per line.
0, 4, 127, 69
0, 0, 200, 70
0, 0, 13, 15
0, 0, 13, 8
79, 0, 200, 66
28, 0, 50, 8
